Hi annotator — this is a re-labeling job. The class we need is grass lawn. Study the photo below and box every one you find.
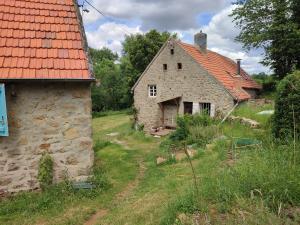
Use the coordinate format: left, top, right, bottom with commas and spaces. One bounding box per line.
0, 103, 299, 225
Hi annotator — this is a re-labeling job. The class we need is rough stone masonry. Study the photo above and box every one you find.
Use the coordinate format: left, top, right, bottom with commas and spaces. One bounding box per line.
0, 82, 94, 193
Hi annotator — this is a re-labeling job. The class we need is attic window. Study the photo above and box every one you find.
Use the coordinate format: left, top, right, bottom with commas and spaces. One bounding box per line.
177, 63, 182, 70
148, 85, 157, 97
170, 49, 174, 55
163, 64, 168, 71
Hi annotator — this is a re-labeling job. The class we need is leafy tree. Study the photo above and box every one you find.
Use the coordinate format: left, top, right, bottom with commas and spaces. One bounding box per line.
231, 0, 300, 79
90, 30, 176, 112
92, 59, 129, 112
89, 47, 118, 65
272, 70, 300, 140
122, 30, 175, 87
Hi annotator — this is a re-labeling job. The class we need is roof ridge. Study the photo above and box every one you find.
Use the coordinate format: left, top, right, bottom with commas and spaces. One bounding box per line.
177, 40, 262, 101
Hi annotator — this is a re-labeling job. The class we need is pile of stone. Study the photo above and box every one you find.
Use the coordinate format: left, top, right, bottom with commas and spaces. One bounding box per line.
228, 115, 260, 128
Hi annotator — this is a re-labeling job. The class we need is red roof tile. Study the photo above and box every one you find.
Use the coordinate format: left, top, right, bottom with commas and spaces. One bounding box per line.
0, 0, 92, 80
178, 42, 262, 101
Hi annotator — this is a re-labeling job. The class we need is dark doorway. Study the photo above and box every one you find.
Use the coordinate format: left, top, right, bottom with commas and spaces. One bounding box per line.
184, 102, 193, 114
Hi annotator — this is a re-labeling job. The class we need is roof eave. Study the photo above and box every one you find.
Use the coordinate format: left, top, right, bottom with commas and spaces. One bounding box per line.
0, 78, 96, 83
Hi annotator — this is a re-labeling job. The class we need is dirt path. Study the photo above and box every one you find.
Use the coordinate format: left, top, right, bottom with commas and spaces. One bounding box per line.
83, 160, 146, 225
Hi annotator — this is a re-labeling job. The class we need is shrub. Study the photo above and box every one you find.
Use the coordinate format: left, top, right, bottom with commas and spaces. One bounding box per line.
38, 153, 54, 190
272, 71, 300, 141
169, 114, 215, 143
187, 125, 219, 146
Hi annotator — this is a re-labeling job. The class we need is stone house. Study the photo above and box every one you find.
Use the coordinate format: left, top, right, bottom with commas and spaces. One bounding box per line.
0, 0, 94, 193
132, 32, 262, 132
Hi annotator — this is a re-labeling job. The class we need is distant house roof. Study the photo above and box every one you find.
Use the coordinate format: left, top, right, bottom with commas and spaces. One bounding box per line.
178, 42, 262, 101
0, 0, 93, 80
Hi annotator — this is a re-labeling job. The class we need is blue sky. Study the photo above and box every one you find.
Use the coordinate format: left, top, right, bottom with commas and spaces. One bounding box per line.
78, 0, 270, 74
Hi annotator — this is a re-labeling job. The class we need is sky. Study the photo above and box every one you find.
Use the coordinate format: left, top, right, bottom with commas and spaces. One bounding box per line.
78, 0, 270, 74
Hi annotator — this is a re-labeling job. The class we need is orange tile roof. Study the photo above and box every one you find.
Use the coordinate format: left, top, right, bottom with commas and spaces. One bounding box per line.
0, 0, 92, 80
178, 41, 262, 101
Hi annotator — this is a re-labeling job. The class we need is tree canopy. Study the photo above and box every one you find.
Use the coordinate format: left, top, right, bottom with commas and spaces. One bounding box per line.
90, 30, 173, 113
123, 30, 174, 74
231, 0, 300, 79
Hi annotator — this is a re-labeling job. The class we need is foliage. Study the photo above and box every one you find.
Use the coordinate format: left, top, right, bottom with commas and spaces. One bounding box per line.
38, 153, 54, 190
92, 59, 130, 112
123, 30, 175, 75
89, 47, 118, 64
272, 71, 300, 140
91, 30, 173, 112
231, 0, 300, 79
169, 114, 216, 144
252, 72, 277, 94
187, 125, 219, 146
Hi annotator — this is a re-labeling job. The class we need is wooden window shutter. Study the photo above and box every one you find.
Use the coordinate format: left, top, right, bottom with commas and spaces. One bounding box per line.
0, 84, 9, 136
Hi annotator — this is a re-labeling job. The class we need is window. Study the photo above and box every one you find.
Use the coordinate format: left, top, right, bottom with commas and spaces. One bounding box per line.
148, 85, 157, 97
163, 64, 167, 71
0, 84, 9, 136
199, 103, 211, 116
170, 49, 174, 55
177, 63, 182, 70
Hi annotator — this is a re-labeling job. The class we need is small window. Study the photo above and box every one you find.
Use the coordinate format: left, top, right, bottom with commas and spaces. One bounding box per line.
170, 49, 174, 55
199, 103, 211, 116
148, 85, 157, 97
177, 63, 182, 70
163, 64, 167, 71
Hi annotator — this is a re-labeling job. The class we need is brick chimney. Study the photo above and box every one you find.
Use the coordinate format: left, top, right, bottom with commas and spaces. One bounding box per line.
194, 31, 207, 53
236, 59, 241, 75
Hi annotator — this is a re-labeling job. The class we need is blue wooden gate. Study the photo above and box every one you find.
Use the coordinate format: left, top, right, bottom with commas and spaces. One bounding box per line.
0, 84, 9, 136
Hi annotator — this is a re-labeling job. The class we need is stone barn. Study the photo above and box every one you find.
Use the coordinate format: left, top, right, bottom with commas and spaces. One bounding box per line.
132, 32, 262, 132
0, 0, 94, 193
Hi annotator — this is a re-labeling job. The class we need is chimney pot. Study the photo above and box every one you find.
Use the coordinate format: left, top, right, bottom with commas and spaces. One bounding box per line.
194, 31, 207, 53
237, 59, 241, 75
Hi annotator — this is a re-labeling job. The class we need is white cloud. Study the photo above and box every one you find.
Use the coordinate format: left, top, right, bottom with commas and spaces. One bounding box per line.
86, 22, 142, 54
200, 5, 271, 74
82, 1, 271, 74
82, 0, 228, 30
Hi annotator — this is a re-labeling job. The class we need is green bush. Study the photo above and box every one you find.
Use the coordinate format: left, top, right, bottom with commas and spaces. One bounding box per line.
169, 114, 215, 143
272, 71, 300, 141
187, 125, 219, 146
38, 153, 54, 190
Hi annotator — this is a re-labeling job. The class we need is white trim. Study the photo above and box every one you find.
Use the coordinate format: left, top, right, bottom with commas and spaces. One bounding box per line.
148, 84, 157, 97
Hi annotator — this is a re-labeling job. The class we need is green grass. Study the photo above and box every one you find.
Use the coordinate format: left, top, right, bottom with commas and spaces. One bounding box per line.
1, 103, 299, 225
233, 101, 274, 125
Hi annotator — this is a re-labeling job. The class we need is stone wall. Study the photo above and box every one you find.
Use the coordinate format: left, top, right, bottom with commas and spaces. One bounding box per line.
133, 40, 235, 132
0, 82, 94, 193
243, 88, 258, 99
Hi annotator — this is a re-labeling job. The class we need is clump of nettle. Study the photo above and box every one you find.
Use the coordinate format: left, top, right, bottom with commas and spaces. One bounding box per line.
38, 152, 54, 190
160, 113, 219, 156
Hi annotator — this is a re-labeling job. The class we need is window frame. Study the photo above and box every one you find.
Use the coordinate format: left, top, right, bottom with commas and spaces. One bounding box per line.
148, 85, 157, 97
199, 102, 211, 116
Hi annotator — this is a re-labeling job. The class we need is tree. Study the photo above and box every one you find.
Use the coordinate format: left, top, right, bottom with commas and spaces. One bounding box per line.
122, 30, 175, 85
231, 0, 300, 79
90, 48, 130, 112
89, 47, 118, 65
272, 70, 300, 140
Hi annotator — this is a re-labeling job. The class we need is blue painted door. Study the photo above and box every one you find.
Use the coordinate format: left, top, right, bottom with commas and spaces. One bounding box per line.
0, 84, 9, 136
